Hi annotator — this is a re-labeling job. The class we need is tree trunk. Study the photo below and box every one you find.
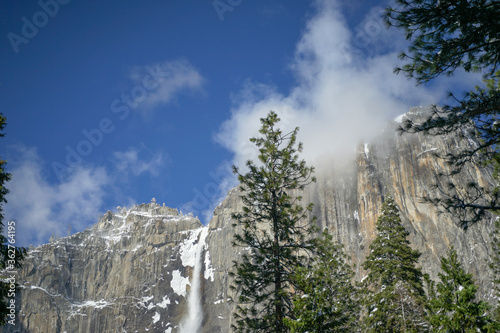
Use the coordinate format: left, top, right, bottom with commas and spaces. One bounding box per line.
273, 189, 284, 332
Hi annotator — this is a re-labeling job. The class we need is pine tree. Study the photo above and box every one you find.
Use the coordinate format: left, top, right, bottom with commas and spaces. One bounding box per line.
486, 218, 500, 331
385, 0, 499, 83
385, 0, 500, 226
230, 111, 316, 333
285, 229, 361, 332
427, 246, 493, 332
0, 114, 26, 325
362, 196, 427, 332
490, 213, 500, 298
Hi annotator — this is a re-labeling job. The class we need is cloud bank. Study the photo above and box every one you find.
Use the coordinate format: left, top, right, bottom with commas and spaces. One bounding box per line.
113, 146, 166, 177
4, 147, 108, 245
5, 57, 201, 245
215, 0, 456, 174
5, 146, 166, 246
128, 59, 204, 112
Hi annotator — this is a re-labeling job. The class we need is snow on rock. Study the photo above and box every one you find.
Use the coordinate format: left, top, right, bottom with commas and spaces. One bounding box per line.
152, 312, 160, 324
171, 270, 190, 297
179, 228, 204, 267
204, 250, 215, 281
394, 113, 406, 123
137, 295, 156, 309
416, 147, 438, 158
70, 299, 114, 310
68, 299, 114, 319
157, 295, 171, 309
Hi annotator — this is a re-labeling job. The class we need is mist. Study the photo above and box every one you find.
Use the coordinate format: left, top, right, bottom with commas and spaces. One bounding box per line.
214, 0, 466, 178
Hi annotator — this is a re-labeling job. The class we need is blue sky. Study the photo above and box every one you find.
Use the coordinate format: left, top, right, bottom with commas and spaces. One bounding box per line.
1, 0, 478, 246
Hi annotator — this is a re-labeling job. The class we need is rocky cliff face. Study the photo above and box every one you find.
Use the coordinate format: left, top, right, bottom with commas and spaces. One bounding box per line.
4, 204, 208, 333
3, 107, 497, 332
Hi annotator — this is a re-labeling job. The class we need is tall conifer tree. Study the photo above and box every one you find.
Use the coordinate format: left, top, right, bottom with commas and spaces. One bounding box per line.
489, 219, 500, 328
230, 111, 316, 333
427, 246, 493, 332
285, 229, 361, 332
362, 196, 427, 332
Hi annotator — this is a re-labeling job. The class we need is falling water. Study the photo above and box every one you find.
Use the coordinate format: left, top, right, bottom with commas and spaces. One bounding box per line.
179, 227, 208, 333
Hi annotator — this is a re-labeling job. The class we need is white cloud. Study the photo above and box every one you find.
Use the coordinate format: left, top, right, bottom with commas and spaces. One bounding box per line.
3, 145, 169, 246
112, 147, 166, 177
4, 146, 109, 246
215, 0, 470, 175
129, 59, 204, 111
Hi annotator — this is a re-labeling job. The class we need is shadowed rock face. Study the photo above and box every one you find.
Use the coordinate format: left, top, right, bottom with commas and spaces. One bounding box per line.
3, 107, 497, 332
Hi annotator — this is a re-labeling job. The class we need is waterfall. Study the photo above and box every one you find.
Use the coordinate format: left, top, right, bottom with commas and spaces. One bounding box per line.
179, 227, 208, 333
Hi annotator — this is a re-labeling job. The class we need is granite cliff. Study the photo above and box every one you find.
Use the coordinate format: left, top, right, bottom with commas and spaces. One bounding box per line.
3, 107, 497, 332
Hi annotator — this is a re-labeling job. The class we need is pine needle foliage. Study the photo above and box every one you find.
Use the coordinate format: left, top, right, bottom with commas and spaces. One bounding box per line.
385, 0, 499, 83
285, 229, 362, 332
385, 0, 500, 227
491, 219, 500, 287
427, 246, 493, 332
362, 196, 427, 332
487, 219, 500, 330
230, 111, 316, 333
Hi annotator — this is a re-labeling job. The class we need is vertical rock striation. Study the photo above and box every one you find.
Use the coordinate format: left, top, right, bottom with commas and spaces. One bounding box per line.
3, 202, 208, 333
202, 107, 497, 331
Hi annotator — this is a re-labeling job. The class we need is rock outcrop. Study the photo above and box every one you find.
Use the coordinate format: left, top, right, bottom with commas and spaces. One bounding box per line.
5, 203, 207, 332
3, 107, 497, 332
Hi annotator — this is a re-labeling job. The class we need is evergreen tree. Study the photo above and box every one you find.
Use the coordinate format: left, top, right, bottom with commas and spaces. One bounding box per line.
0, 114, 26, 325
487, 219, 500, 330
427, 246, 492, 332
230, 111, 316, 333
362, 196, 427, 332
385, 0, 500, 226
285, 229, 361, 332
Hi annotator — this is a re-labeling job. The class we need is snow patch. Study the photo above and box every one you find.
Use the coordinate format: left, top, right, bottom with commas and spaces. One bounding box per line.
416, 147, 437, 158
204, 250, 215, 281
137, 295, 156, 309
27, 285, 64, 299
68, 299, 114, 318
152, 312, 160, 324
171, 270, 190, 297
157, 296, 171, 309
394, 113, 406, 123
179, 228, 204, 267
75, 300, 114, 309
364, 143, 369, 158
